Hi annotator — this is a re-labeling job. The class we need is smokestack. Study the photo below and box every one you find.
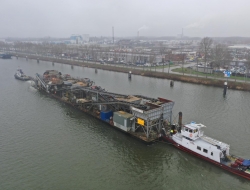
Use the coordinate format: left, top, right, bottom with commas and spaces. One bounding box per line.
177, 111, 183, 132
178, 112, 182, 127
112, 26, 114, 44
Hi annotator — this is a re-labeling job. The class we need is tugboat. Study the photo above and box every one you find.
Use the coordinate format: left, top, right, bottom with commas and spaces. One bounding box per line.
161, 116, 250, 180
14, 69, 30, 81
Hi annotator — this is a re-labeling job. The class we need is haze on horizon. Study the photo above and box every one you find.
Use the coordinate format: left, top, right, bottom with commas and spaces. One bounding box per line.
1, 0, 250, 38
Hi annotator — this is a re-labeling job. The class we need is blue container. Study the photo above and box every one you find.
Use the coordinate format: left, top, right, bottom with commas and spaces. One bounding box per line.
100, 111, 113, 121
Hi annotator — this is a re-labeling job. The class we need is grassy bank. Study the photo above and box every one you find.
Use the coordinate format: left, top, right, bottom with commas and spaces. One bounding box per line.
16, 54, 250, 91
172, 68, 250, 82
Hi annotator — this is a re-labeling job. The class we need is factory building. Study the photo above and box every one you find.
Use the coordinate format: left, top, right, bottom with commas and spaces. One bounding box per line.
69, 35, 83, 44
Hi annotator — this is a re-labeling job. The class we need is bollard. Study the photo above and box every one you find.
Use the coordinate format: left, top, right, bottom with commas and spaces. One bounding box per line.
170, 80, 174, 87
128, 71, 132, 79
223, 82, 227, 96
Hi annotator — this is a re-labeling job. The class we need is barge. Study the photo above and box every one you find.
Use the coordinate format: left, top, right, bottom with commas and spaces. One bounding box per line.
33, 70, 175, 144
160, 113, 250, 180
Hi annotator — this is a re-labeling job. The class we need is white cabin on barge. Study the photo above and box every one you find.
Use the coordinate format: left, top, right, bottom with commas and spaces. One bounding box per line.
172, 122, 230, 163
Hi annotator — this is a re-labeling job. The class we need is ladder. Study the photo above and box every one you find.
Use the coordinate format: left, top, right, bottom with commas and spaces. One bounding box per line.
35, 73, 48, 91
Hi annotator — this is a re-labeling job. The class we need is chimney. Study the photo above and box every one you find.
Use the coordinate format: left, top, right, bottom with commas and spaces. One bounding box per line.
178, 112, 182, 127
112, 26, 114, 44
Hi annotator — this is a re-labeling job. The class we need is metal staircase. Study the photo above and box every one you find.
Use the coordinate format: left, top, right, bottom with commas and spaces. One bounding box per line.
35, 73, 48, 92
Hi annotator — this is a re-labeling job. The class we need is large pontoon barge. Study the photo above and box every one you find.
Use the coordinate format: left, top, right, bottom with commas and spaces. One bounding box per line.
34, 70, 174, 144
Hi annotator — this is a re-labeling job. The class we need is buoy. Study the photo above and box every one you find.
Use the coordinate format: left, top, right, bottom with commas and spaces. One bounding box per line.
128, 71, 132, 79
223, 82, 227, 96
170, 80, 174, 87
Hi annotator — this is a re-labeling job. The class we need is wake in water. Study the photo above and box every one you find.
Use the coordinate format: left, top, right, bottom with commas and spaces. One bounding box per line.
27, 80, 37, 92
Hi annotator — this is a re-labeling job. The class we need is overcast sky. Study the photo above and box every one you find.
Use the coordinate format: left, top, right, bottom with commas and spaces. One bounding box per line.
1, 0, 250, 38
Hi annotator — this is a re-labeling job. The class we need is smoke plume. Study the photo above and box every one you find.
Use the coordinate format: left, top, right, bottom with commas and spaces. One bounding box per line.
138, 25, 149, 31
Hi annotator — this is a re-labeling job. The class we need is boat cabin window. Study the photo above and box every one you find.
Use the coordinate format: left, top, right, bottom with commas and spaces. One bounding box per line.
189, 129, 193, 133
197, 146, 201, 151
211, 152, 213, 156
203, 149, 208, 153
185, 128, 188, 132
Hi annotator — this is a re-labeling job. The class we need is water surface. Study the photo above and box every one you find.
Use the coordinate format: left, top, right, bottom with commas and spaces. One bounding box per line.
0, 58, 250, 189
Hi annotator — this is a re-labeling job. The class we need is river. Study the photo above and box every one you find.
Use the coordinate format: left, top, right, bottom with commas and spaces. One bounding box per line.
0, 58, 250, 190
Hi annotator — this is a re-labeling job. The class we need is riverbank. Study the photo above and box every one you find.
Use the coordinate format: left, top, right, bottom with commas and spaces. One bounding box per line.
16, 53, 250, 91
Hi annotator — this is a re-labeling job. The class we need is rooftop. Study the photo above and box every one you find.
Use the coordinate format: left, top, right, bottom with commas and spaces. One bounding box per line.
185, 122, 206, 130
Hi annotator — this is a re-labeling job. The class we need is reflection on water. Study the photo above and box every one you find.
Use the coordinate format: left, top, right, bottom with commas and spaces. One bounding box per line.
0, 58, 250, 190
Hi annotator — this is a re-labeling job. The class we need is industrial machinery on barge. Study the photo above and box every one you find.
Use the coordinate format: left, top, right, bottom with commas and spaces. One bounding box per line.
34, 70, 175, 143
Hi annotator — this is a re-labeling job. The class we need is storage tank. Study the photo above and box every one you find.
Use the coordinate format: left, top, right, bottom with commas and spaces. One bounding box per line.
100, 110, 113, 122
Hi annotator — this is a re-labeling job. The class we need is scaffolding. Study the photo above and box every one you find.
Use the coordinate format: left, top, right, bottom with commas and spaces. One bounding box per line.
131, 100, 174, 138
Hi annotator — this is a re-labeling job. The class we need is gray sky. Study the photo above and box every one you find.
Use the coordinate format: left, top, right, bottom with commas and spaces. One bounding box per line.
1, 0, 250, 38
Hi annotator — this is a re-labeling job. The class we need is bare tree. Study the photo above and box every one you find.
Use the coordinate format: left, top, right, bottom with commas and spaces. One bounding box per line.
84, 45, 89, 63
200, 37, 213, 77
182, 53, 185, 75
159, 44, 166, 72
149, 54, 155, 71
211, 44, 230, 68
113, 50, 118, 64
